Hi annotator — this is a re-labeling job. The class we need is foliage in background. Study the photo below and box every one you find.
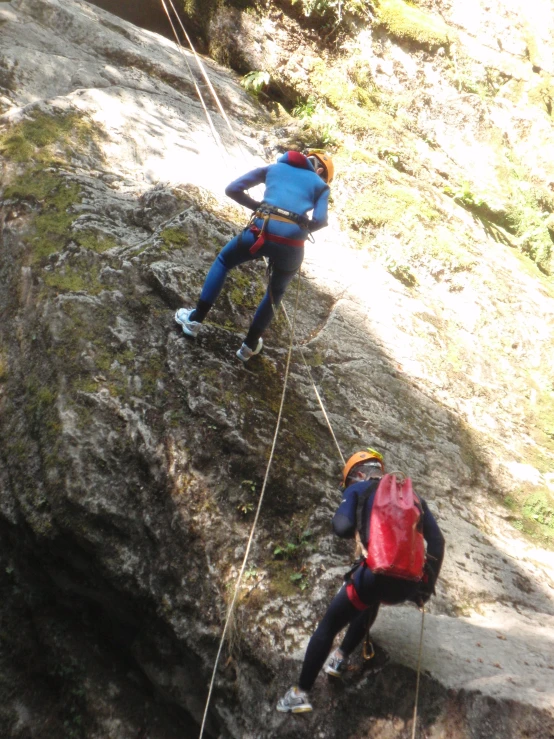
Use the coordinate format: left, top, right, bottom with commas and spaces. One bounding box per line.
374, 0, 452, 49
241, 70, 270, 97
290, 0, 370, 22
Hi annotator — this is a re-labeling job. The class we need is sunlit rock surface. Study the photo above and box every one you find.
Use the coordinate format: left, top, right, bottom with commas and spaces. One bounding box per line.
1, 0, 554, 737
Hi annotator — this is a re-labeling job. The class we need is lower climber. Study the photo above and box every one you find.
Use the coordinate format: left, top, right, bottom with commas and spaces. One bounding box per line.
276, 449, 445, 713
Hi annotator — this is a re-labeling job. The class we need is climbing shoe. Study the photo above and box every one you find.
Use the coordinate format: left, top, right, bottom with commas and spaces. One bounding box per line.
276, 686, 313, 714
324, 649, 349, 678
236, 338, 263, 362
175, 308, 201, 338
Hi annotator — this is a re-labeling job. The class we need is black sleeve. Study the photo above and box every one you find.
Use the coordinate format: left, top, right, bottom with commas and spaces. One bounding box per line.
331, 487, 358, 539
421, 499, 445, 581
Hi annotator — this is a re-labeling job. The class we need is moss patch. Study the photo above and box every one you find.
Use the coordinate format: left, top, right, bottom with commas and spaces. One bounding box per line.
375, 0, 452, 49
74, 231, 118, 254
348, 182, 440, 230
159, 227, 190, 251
0, 111, 103, 164
1, 111, 109, 265
43, 264, 103, 295
503, 486, 554, 548
5, 168, 82, 263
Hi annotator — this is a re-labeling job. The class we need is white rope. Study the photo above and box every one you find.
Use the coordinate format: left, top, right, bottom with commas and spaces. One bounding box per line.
159, 0, 225, 154
157, 6, 427, 736
198, 272, 302, 739
276, 296, 345, 466
157, 7, 350, 732
411, 606, 426, 739
164, 0, 247, 155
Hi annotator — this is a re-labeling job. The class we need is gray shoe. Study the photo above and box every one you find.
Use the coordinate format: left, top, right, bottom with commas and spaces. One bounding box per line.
236, 338, 263, 362
276, 686, 312, 714
324, 649, 349, 678
175, 308, 201, 338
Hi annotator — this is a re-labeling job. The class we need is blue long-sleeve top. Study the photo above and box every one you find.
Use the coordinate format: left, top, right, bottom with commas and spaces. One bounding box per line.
332, 479, 445, 580
225, 151, 330, 241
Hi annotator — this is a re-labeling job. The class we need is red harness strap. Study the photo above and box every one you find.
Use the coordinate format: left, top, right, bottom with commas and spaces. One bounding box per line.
346, 582, 368, 611
249, 224, 305, 255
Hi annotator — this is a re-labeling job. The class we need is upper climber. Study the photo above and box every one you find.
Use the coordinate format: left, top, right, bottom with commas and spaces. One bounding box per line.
174, 150, 333, 361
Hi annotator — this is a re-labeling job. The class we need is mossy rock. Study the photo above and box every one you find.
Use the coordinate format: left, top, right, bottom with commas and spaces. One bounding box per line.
0, 110, 104, 164
375, 0, 452, 50
346, 181, 440, 230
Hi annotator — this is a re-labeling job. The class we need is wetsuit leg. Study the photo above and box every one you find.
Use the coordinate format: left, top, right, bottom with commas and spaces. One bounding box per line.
339, 602, 380, 656
297, 585, 362, 692
243, 265, 299, 349
192, 230, 257, 320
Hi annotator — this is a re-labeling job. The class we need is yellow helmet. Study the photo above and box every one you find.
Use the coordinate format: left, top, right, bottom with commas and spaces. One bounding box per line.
342, 448, 384, 486
305, 149, 334, 183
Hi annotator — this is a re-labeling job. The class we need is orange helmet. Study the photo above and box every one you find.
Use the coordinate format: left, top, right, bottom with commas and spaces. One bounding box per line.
342, 448, 384, 486
305, 149, 334, 183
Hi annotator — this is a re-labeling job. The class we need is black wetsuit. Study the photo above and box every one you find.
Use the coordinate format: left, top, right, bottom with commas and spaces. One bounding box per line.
298, 479, 445, 692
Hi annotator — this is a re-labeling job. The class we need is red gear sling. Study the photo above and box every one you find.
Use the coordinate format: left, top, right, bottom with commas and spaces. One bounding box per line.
365, 474, 425, 581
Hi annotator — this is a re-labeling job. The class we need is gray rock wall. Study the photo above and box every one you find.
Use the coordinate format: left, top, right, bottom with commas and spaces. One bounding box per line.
1, 0, 554, 737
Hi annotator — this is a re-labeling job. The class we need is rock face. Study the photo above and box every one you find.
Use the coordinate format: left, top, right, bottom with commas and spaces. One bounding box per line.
1, 0, 554, 738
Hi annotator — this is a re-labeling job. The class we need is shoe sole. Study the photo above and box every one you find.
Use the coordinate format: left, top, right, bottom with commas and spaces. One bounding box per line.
324, 668, 342, 678
276, 704, 312, 714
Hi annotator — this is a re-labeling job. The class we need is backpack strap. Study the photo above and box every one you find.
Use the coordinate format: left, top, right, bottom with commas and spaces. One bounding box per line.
354, 479, 379, 557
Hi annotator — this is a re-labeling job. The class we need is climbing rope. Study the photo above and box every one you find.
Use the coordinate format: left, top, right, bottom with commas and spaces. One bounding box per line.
159, 0, 226, 156
160, 0, 346, 465
411, 606, 426, 739
268, 284, 345, 466
156, 8, 420, 735
164, 0, 247, 156
198, 271, 303, 739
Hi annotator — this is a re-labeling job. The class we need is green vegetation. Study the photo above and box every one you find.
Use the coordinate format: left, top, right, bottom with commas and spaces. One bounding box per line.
348, 181, 440, 230
0, 111, 102, 164
159, 227, 190, 250
505, 185, 553, 274
290, 0, 369, 23
43, 264, 103, 295
227, 270, 266, 312
1, 111, 110, 266
74, 231, 118, 254
241, 70, 270, 96
5, 168, 82, 262
441, 171, 554, 274
503, 487, 554, 548
523, 491, 554, 532
273, 529, 314, 561
374, 0, 452, 49
528, 73, 554, 117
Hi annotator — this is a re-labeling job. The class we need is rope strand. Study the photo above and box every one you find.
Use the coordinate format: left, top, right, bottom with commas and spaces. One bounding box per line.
198, 272, 303, 739
159, 0, 226, 154
411, 606, 426, 739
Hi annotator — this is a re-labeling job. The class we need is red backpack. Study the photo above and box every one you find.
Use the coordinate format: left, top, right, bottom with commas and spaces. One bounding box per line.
365, 473, 425, 581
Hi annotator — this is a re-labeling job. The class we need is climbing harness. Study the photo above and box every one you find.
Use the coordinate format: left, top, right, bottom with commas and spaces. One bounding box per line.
253, 203, 310, 229
248, 204, 313, 255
